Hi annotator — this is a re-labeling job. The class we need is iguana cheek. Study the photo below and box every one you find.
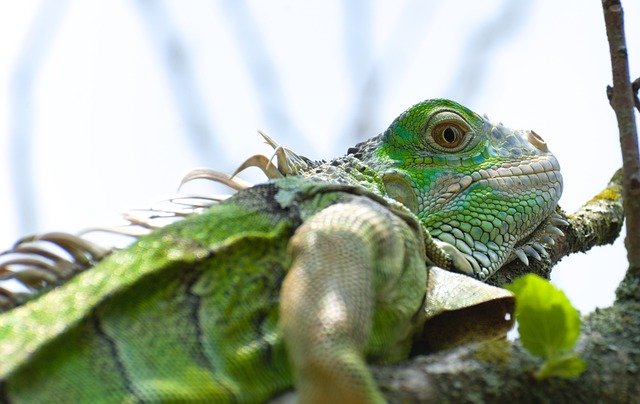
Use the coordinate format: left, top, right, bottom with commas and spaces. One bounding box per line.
381, 172, 419, 214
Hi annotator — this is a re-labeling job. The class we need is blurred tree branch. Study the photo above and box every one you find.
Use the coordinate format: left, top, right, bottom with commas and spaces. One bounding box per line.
345, 0, 439, 142
445, 0, 532, 103
135, 0, 227, 167
10, 0, 68, 236
218, 0, 305, 150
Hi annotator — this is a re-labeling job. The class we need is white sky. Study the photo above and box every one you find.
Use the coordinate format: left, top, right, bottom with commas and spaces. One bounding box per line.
0, 0, 638, 314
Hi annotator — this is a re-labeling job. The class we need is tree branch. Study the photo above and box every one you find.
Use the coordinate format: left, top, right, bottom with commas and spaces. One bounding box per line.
374, 300, 640, 402
602, 0, 640, 297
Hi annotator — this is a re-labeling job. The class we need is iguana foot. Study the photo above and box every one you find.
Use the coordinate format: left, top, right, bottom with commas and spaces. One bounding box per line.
510, 212, 569, 266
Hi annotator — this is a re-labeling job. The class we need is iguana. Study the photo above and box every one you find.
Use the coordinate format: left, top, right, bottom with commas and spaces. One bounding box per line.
0, 99, 564, 403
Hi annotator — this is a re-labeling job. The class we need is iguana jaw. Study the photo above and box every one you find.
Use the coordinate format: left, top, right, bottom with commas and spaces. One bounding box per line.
410, 152, 561, 212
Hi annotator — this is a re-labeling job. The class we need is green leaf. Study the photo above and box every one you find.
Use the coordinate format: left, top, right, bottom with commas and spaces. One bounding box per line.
534, 353, 587, 380
506, 274, 581, 358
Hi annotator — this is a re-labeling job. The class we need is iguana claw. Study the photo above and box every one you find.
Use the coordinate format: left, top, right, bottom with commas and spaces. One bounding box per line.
433, 240, 475, 276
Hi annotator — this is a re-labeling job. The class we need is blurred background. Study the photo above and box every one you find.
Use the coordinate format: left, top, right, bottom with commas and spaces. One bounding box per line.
0, 0, 638, 314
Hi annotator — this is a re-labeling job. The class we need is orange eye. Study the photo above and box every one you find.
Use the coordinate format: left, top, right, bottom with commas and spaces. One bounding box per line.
432, 123, 466, 149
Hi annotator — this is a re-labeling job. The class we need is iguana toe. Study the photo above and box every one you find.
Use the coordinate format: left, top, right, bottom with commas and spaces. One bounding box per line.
433, 240, 475, 276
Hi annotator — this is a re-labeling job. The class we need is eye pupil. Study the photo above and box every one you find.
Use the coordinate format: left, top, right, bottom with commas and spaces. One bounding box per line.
429, 118, 470, 151
443, 127, 457, 143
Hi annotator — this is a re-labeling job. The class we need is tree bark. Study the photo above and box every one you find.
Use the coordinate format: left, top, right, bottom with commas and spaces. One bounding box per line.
374, 301, 640, 403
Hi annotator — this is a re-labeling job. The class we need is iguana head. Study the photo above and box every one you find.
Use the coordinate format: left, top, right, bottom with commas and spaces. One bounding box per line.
350, 99, 563, 279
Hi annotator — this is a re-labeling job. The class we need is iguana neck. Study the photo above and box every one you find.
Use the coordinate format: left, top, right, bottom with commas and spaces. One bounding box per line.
295, 134, 389, 197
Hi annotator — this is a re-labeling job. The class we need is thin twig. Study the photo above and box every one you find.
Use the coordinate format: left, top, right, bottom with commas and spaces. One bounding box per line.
602, 0, 640, 298
632, 76, 640, 113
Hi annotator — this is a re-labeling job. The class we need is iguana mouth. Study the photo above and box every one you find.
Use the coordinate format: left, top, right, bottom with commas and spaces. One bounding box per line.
427, 156, 563, 280
431, 154, 562, 211
467, 155, 562, 194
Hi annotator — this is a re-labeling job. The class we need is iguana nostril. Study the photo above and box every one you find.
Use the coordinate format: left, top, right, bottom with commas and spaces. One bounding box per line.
528, 130, 548, 152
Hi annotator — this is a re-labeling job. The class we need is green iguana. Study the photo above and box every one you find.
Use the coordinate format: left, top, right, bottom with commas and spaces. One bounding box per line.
0, 99, 564, 403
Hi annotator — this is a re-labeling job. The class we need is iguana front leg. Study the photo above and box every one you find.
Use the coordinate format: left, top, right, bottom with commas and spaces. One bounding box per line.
280, 196, 428, 403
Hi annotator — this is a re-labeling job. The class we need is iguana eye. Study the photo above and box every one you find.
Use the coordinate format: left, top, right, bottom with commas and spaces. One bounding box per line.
433, 123, 465, 149
424, 111, 473, 153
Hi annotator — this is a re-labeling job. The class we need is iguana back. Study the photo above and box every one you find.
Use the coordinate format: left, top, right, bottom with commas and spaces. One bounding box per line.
1, 183, 301, 402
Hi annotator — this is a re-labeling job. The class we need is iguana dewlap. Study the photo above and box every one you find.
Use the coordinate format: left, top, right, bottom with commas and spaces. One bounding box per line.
0, 99, 562, 403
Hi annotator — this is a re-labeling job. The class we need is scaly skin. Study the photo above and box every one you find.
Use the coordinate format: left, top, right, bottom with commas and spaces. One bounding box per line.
0, 99, 561, 402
